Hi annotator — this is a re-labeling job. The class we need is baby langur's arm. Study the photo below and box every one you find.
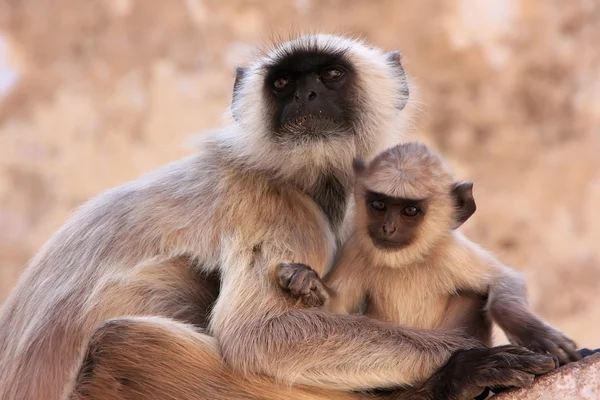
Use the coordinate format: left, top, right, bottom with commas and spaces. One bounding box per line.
486, 263, 581, 365
450, 182, 579, 365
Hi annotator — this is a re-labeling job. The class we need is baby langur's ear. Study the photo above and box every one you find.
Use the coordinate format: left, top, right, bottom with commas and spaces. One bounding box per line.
352, 158, 367, 176
451, 181, 476, 229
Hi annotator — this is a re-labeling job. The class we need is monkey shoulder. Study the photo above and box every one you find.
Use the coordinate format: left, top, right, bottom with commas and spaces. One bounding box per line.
217, 172, 337, 275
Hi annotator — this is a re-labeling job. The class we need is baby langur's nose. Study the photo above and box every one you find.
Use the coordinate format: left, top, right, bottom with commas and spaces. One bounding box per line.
382, 223, 396, 235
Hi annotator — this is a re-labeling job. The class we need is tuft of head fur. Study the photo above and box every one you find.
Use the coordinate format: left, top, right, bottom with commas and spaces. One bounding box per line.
354, 142, 459, 266
360, 142, 455, 199
205, 34, 412, 190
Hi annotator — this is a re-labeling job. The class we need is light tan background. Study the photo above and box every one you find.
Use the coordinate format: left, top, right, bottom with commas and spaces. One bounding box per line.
0, 0, 599, 348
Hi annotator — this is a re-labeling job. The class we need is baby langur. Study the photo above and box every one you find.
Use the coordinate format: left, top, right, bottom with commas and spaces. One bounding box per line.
278, 142, 581, 367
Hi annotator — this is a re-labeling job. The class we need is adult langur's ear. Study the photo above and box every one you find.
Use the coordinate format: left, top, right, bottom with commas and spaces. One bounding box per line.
385, 51, 409, 111
231, 67, 248, 121
452, 181, 476, 229
352, 158, 367, 176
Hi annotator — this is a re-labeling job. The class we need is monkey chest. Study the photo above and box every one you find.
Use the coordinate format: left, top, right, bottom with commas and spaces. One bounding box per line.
366, 280, 452, 330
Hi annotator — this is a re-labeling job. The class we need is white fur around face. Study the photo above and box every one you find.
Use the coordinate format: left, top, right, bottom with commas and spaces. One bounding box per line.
222, 34, 412, 189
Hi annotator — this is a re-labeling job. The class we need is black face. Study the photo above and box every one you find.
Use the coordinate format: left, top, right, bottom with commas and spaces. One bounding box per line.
262, 50, 359, 142
364, 191, 428, 251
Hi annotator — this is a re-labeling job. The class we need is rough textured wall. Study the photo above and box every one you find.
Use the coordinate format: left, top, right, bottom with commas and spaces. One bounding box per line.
0, 0, 599, 348
496, 353, 600, 399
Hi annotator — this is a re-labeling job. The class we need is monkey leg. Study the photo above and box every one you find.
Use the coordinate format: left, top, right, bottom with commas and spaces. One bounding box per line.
69, 316, 363, 400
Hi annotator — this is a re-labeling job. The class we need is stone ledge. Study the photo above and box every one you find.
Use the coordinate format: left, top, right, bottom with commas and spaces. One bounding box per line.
494, 353, 600, 399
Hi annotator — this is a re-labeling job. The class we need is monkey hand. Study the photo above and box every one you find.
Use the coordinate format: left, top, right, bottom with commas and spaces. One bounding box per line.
423, 345, 557, 400
505, 319, 581, 365
276, 262, 330, 308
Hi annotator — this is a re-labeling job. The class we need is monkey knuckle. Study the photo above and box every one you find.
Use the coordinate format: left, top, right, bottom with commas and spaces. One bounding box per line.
307, 271, 319, 280
289, 278, 306, 291
277, 273, 292, 288
316, 292, 329, 304
300, 269, 313, 281
277, 262, 292, 272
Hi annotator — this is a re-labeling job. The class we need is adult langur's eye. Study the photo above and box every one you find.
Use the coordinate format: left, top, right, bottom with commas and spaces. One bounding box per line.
403, 206, 419, 217
273, 77, 290, 90
370, 200, 386, 212
320, 67, 344, 81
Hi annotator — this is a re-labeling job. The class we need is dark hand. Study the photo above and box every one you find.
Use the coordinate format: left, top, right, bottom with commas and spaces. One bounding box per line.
276, 262, 330, 308
506, 320, 581, 365
423, 345, 557, 400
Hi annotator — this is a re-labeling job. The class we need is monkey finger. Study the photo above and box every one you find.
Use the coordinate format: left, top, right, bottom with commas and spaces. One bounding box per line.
549, 353, 560, 369
289, 270, 313, 296
304, 279, 328, 302
490, 344, 535, 356
480, 344, 540, 361
301, 271, 324, 296
472, 345, 555, 374
311, 281, 330, 306
276, 263, 295, 288
494, 351, 557, 375
558, 340, 582, 363
563, 335, 578, 349
540, 339, 570, 366
513, 354, 557, 375
469, 368, 535, 390
527, 344, 560, 369
553, 334, 581, 362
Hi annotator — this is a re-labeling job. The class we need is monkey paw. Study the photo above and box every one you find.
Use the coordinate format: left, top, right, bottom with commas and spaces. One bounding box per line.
507, 321, 581, 365
276, 262, 330, 308
431, 345, 557, 400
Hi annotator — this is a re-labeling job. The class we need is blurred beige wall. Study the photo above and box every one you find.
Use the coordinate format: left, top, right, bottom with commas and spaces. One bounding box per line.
0, 0, 599, 347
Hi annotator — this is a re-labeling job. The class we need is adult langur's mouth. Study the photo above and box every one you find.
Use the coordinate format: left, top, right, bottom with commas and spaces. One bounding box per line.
373, 239, 409, 251
282, 115, 347, 134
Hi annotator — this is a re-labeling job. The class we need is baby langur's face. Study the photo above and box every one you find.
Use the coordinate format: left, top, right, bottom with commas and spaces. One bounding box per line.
364, 190, 428, 251
353, 141, 478, 253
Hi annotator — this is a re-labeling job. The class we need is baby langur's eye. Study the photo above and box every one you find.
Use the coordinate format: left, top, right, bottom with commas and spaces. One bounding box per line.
403, 206, 419, 217
320, 67, 344, 81
273, 76, 291, 90
370, 200, 386, 212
